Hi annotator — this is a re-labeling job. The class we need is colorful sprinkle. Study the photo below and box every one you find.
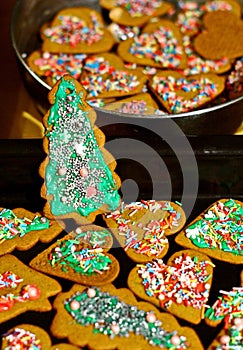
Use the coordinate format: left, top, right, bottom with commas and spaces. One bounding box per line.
185, 199, 243, 256
2, 328, 42, 349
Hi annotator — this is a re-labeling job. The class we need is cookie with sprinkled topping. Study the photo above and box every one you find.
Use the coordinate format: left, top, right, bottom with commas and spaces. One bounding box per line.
148, 70, 226, 114
194, 10, 243, 60
1, 324, 81, 350
99, 0, 174, 27
0, 254, 61, 324
80, 52, 148, 99
40, 7, 115, 54
207, 314, 243, 350
103, 200, 186, 263
50, 283, 204, 349
175, 198, 243, 264
103, 92, 166, 115
117, 19, 188, 69
71, 224, 114, 250
127, 249, 214, 324
27, 50, 87, 87
40, 74, 121, 225
0, 207, 63, 256
29, 233, 120, 286
204, 284, 243, 328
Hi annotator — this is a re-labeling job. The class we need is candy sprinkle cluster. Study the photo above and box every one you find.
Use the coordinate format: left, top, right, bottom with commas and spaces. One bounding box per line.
81, 56, 140, 97
33, 52, 86, 85
106, 200, 181, 257
44, 13, 104, 46
74, 227, 111, 248
0, 208, 50, 244
116, 0, 163, 17
3, 328, 42, 349
0, 271, 41, 312
65, 287, 189, 348
205, 287, 243, 323
48, 238, 112, 275
152, 74, 218, 113
138, 253, 212, 310
130, 28, 183, 68
214, 316, 243, 349
185, 199, 243, 256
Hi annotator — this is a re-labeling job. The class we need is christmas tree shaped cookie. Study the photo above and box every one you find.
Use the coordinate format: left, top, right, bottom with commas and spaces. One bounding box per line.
40, 74, 121, 224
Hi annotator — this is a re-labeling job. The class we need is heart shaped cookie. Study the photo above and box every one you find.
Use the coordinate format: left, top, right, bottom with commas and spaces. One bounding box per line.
103, 200, 186, 263
175, 198, 243, 264
29, 233, 120, 286
100, 0, 174, 27
50, 283, 204, 349
149, 70, 226, 113
80, 52, 148, 99
117, 19, 188, 69
41, 7, 115, 54
194, 10, 243, 60
128, 249, 214, 324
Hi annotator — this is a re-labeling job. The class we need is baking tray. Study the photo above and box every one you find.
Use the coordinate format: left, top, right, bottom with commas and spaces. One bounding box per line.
0, 135, 243, 348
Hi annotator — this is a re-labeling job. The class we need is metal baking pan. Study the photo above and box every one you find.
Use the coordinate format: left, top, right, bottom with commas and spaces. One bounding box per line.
10, 0, 243, 135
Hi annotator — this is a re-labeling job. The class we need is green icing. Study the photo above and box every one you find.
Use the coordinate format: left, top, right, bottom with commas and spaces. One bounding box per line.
0, 208, 50, 242
185, 199, 243, 255
49, 238, 112, 275
45, 77, 120, 217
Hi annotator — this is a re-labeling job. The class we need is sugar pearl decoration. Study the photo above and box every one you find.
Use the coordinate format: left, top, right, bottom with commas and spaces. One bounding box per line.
86, 186, 97, 198
146, 312, 157, 323
111, 324, 120, 334
58, 167, 67, 176
79, 167, 88, 177
87, 287, 96, 298
25, 285, 41, 300
219, 334, 230, 345
171, 335, 181, 346
234, 317, 243, 330
70, 300, 80, 310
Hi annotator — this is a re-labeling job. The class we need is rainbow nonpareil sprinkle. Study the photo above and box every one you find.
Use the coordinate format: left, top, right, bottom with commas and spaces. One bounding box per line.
138, 253, 212, 310
48, 239, 112, 275
44, 13, 104, 46
3, 328, 42, 349
185, 199, 243, 256
129, 27, 183, 68
81, 56, 140, 97
116, 0, 163, 17
33, 52, 86, 85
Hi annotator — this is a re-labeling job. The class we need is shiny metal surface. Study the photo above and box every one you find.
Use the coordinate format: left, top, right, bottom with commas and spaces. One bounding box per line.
10, 0, 243, 135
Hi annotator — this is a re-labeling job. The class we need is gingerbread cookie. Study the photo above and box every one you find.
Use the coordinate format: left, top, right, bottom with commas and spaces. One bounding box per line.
0, 207, 63, 256
0, 254, 61, 324
100, 0, 174, 27
80, 52, 148, 99
27, 50, 87, 87
40, 74, 121, 224
103, 199, 186, 263
194, 10, 243, 60
149, 70, 226, 113
207, 316, 243, 350
41, 7, 115, 54
226, 57, 243, 99
29, 233, 120, 286
128, 249, 214, 324
175, 198, 243, 264
204, 285, 243, 328
1, 324, 81, 350
117, 19, 188, 69
50, 283, 204, 349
